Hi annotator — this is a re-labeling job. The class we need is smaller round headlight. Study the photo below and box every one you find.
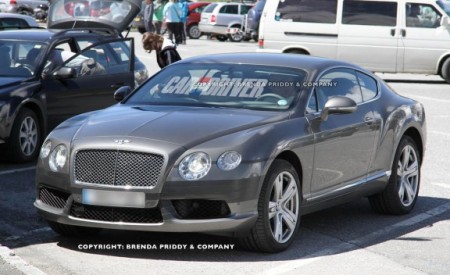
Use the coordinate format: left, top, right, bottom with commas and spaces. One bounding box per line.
40, 140, 52, 159
217, 151, 242, 171
179, 152, 211, 180
49, 144, 68, 172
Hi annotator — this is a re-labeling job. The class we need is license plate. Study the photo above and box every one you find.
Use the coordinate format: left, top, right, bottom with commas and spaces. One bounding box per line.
82, 189, 145, 208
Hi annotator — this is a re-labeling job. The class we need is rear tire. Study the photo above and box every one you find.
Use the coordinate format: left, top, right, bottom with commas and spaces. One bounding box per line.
47, 221, 102, 237
7, 108, 41, 163
441, 57, 450, 83
137, 27, 146, 34
187, 24, 202, 39
369, 136, 421, 215
239, 160, 301, 252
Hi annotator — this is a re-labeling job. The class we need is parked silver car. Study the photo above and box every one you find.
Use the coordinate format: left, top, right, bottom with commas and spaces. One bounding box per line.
199, 2, 253, 42
0, 12, 39, 29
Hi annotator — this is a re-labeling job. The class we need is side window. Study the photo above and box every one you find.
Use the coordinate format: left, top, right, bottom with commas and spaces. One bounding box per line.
316, 69, 362, 111
220, 5, 238, 14
275, 0, 338, 24
406, 3, 442, 28
307, 90, 318, 113
43, 42, 75, 76
356, 72, 378, 101
240, 5, 252, 15
342, 1, 397, 26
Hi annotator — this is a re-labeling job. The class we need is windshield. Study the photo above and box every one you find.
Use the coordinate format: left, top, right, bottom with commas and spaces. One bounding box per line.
437, 0, 450, 15
0, 40, 46, 77
126, 63, 307, 111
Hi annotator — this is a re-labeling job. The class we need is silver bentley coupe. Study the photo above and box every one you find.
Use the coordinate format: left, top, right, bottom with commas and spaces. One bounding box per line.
35, 53, 426, 252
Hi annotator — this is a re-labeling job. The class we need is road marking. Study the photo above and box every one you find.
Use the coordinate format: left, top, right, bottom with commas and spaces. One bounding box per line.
0, 245, 46, 275
0, 166, 35, 176
409, 95, 450, 104
430, 182, 450, 189
428, 131, 450, 138
260, 201, 450, 275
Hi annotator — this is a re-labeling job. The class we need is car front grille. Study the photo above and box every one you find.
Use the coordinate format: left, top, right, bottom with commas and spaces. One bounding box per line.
172, 199, 231, 219
74, 150, 164, 188
39, 187, 70, 209
70, 202, 163, 223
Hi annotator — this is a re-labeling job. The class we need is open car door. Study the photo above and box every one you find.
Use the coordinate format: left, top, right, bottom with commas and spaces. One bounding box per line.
42, 38, 135, 130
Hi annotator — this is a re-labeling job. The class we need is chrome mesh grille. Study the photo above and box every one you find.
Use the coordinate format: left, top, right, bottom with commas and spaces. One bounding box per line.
74, 150, 164, 187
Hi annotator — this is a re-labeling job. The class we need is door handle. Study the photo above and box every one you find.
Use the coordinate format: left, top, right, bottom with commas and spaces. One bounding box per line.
390, 28, 396, 36
365, 117, 374, 125
401, 29, 406, 37
111, 83, 125, 89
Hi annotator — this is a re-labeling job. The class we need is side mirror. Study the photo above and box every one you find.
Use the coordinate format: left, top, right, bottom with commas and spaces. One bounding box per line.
52, 67, 77, 80
114, 86, 132, 102
441, 16, 450, 28
321, 96, 357, 121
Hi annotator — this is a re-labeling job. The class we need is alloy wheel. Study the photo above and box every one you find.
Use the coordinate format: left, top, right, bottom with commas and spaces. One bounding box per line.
19, 116, 38, 156
397, 144, 419, 207
268, 171, 300, 243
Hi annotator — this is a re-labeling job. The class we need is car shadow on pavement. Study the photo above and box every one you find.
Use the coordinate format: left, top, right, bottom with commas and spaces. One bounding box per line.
384, 79, 446, 84
3, 196, 449, 262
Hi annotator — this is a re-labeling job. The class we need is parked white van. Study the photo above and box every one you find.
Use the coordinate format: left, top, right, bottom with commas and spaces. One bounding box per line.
258, 0, 450, 82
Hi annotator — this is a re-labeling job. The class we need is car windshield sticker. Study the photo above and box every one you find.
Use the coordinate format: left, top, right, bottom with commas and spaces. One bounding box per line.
160, 77, 270, 98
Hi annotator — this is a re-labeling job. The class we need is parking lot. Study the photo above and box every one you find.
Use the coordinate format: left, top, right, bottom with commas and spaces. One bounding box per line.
1, 34, 450, 274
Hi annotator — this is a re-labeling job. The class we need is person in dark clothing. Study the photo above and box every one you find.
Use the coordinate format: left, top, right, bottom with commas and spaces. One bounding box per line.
142, 32, 182, 68
144, 0, 155, 33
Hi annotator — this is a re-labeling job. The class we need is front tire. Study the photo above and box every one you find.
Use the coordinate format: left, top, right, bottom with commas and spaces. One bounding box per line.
240, 160, 301, 252
47, 221, 102, 237
7, 108, 41, 163
369, 136, 421, 215
216, 35, 228, 42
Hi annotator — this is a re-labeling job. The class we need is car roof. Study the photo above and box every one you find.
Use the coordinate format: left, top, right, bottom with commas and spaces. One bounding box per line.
177, 53, 367, 75
0, 13, 39, 26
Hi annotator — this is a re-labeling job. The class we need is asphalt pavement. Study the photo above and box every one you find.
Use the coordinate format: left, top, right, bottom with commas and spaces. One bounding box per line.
1, 33, 450, 275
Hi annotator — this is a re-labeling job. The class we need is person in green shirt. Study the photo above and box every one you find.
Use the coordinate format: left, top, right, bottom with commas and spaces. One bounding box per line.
153, 0, 166, 35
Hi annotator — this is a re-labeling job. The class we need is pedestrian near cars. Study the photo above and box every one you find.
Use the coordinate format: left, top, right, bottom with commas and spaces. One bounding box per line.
144, 0, 155, 33
153, 0, 165, 34
163, 0, 183, 44
178, 0, 189, 45
142, 32, 181, 68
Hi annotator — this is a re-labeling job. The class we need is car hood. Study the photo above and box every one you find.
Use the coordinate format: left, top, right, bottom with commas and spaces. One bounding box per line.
47, 0, 141, 33
73, 105, 287, 147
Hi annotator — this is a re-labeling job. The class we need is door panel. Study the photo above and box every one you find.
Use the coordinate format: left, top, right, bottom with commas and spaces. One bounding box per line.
42, 38, 134, 130
308, 69, 376, 197
338, 0, 400, 72
401, 2, 448, 73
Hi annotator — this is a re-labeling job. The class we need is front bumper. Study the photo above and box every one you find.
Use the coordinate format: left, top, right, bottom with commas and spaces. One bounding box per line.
35, 172, 262, 236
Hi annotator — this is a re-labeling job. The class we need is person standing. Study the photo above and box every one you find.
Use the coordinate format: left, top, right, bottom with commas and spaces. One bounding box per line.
163, 0, 183, 44
144, 0, 155, 33
152, 0, 165, 35
178, 0, 189, 45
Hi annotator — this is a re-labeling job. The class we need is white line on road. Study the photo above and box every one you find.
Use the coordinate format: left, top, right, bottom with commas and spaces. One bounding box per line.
0, 166, 36, 176
260, 201, 450, 275
430, 182, 450, 189
409, 95, 450, 103
0, 245, 46, 275
428, 131, 450, 138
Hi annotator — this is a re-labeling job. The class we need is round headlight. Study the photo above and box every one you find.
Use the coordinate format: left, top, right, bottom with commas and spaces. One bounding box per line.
179, 152, 211, 180
49, 144, 68, 172
217, 151, 242, 171
40, 140, 52, 159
